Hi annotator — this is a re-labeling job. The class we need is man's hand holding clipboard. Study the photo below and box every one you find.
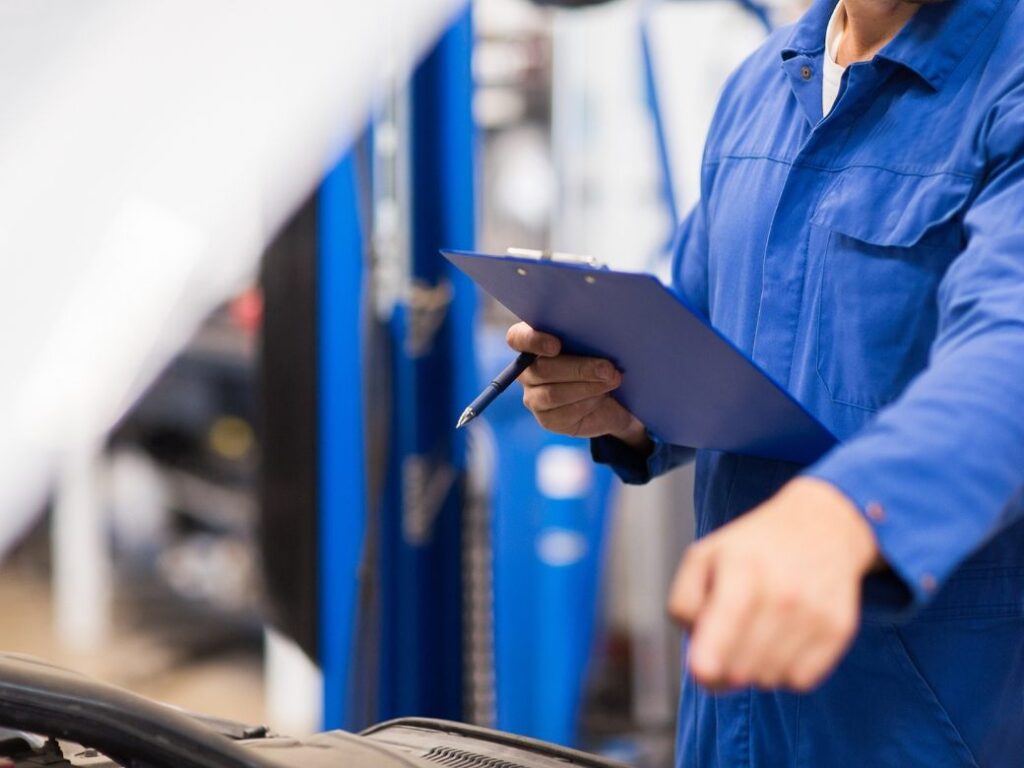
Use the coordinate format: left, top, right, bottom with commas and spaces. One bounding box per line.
505, 321, 652, 455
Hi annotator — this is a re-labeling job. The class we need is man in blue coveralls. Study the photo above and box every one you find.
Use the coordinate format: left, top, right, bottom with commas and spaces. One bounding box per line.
508, 0, 1024, 764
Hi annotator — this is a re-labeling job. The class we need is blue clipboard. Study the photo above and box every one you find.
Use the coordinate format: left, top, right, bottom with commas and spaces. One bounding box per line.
443, 249, 838, 465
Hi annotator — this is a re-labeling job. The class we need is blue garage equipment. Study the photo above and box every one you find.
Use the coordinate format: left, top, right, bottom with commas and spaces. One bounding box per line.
318, 8, 478, 730
477, 330, 616, 746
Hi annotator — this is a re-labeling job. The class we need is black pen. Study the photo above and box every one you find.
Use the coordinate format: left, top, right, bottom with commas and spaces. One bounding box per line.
456, 351, 538, 429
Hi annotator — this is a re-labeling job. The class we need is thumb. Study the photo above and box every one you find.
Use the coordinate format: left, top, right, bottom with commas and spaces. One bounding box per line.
668, 540, 715, 631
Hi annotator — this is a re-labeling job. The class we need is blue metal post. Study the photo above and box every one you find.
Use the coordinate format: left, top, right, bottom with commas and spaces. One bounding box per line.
318, 150, 367, 730
318, 9, 477, 727
376, 8, 477, 720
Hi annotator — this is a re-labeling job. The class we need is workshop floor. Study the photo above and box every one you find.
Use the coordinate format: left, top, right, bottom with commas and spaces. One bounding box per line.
0, 558, 265, 725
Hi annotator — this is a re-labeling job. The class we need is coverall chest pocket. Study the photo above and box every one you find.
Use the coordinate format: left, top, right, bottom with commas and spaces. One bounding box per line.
811, 169, 973, 411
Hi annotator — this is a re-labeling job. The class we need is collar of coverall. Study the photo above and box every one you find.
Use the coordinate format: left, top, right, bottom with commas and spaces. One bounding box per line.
780, 0, 1005, 92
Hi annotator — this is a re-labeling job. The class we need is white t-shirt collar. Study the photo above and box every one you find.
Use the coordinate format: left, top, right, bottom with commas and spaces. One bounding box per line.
823, 2, 847, 116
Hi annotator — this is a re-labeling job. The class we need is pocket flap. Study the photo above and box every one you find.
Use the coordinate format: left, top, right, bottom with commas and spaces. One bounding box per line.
810, 167, 974, 248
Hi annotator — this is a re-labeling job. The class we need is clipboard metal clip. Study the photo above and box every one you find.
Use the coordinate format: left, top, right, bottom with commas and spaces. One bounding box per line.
505, 247, 605, 269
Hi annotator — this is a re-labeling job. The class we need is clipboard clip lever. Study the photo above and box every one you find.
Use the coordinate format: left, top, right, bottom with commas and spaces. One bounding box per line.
505, 247, 605, 269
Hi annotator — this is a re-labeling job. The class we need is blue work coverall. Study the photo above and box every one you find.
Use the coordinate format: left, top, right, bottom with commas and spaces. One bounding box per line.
593, 0, 1024, 765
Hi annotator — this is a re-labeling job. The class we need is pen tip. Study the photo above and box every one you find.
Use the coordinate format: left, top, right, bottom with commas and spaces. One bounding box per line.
456, 408, 474, 429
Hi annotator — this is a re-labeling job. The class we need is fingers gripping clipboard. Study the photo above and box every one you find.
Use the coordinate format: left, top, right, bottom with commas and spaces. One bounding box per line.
443, 249, 838, 465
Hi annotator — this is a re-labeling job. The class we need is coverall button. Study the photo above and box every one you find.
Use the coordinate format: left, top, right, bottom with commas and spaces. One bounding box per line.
866, 502, 885, 522
800, 65, 813, 80
920, 573, 938, 592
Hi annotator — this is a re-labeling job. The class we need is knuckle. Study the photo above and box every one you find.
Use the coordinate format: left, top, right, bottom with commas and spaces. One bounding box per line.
752, 669, 779, 690
726, 657, 753, 683
788, 666, 822, 693
809, 604, 853, 643
528, 357, 547, 380
698, 670, 730, 693
829, 610, 857, 641
728, 669, 752, 689
804, 602, 831, 630
574, 358, 587, 381
534, 385, 554, 410
737, 548, 766, 573
773, 584, 803, 613
524, 391, 540, 415
735, 582, 760, 613
691, 666, 715, 689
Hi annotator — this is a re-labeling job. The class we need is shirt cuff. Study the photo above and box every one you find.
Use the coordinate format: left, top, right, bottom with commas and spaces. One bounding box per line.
590, 430, 692, 485
803, 455, 942, 620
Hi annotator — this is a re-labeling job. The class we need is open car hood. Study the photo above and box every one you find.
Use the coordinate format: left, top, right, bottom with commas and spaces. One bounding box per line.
0, 653, 627, 768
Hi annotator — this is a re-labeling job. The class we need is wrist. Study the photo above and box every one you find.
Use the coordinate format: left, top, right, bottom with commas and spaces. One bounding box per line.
610, 418, 653, 456
786, 478, 881, 577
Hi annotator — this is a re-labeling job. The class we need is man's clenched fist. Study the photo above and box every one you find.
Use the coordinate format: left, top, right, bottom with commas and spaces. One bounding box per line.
669, 477, 881, 692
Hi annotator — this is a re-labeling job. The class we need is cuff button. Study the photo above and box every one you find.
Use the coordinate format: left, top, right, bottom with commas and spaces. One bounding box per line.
920, 573, 938, 592
866, 502, 885, 522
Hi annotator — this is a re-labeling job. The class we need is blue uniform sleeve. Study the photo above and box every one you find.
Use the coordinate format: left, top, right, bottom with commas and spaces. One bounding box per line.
805, 91, 1024, 611
591, 430, 694, 485
590, 201, 709, 483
